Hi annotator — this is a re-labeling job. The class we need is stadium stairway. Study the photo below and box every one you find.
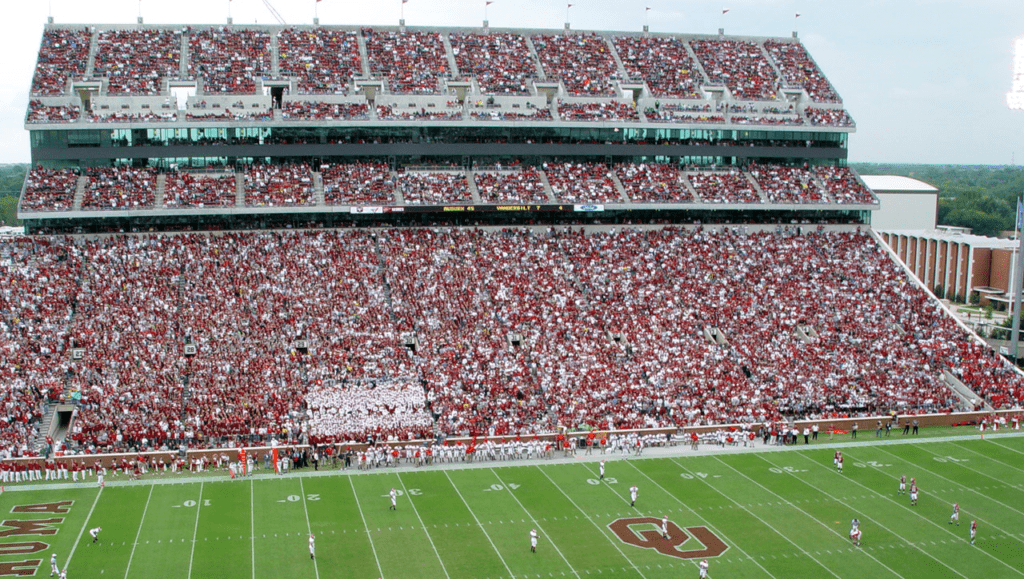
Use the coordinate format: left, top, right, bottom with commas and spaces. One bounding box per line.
682, 42, 711, 85
604, 36, 631, 85
537, 166, 558, 203
313, 172, 325, 206
85, 29, 98, 77
72, 176, 86, 210
522, 35, 547, 81
31, 404, 57, 457
681, 171, 702, 202
179, 32, 189, 78
465, 170, 482, 204
390, 169, 405, 204
609, 171, 630, 203
757, 40, 786, 100
356, 32, 371, 76
154, 174, 167, 207
942, 370, 995, 411
810, 174, 837, 203
440, 34, 459, 78
270, 31, 280, 77
744, 172, 770, 203
234, 173, 245, 206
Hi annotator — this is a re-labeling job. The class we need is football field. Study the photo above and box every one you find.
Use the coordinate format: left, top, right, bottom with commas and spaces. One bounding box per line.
4, 433, 1024, 579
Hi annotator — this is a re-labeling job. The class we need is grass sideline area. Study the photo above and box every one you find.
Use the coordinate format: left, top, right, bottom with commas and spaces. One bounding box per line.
2, 430, 1022, 579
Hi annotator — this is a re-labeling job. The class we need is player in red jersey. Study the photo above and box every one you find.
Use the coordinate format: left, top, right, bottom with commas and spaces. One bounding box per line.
834, 451, 843, 473
950, 502, 959, 526
849, 524, 862, 546
910, 483, 919, 506
898, 474, 906, 494
970, 520, 977, 544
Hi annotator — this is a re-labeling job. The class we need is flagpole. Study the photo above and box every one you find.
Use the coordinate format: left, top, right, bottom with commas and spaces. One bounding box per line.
566, 4, 572, 28
1012, 196, 1024, 364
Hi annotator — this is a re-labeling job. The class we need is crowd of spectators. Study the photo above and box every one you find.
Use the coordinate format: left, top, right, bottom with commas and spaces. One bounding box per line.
20, 168, 79, 212
27, 100, 81, 124
321, 162, 396, 205
543, 162, 622, 203
646, 110, 724, 123
806, 107, 855, 127
469, 107, 552, 121
278, 28, 362, 95
244, 163, 316, 207
81, 167, 157, 210
815, 166, 877, 204
686, 169, 762, 203
31, 29, 90, 96
396, 171, 472, 205
450, 32, 536, 95
690, 40, 779, 101
750, 164, 829, 204
1, 227, 1023, 453
615, 163, 692, 202
282, 101, 370, 121
94, 29, 182, 95
376, 104, 462, 121
364, 29, 450, 94
164, 172, 238, 208
764, 40, 840, 103
558, 101, 639, 122
474, 167, 550, 204
614, 36, 703, 99
730, 115, 804, 126
532, 34, 620, 96
90, 110, 177, 123
189, 28, 271, 94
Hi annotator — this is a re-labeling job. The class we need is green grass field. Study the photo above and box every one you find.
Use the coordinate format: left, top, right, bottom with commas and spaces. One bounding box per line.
3, 432, 1023, 579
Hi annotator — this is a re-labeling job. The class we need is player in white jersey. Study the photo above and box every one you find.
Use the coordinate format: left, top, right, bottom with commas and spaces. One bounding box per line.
389, 488, 397, 510
58, 570, 66, 579
50, 553, 59, 577
629, 485, 638, 507
530, 528, 538, 552
950, 502, 959, 525
849, 525, 862, 546
89, 527, 101, 543
309, 533, 315, 559
599, 460, 606, 480
699, 558, 709, 578
661, 515, 670, 539
851, 518, 859, 530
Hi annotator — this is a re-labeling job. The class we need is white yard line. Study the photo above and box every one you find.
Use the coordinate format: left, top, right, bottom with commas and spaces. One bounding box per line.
699, 456, 897, 579
186, 482, 204, 579
442, 470, 517, 579
250, 479, 256, 579
788, 452, 1024, 578
535, 465, 649, 579
866, 446, 1024, 541
489, 467, 581, 578
986, 438, 1024, 458
395, 473, 451, 579
348, 474, 384, 578
298, 478, 321, 579
123, 485, 154, 579
64, 485, 103, 570
952, 442, 1024, 478
620, 459, 779, 579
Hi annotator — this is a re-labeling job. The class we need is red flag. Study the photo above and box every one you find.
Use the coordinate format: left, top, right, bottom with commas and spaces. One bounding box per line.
646, 6, 651, 10
722, 8, 729, 14
795, 12, 801, 17
486, 1, 494, 4
568, 3, 573, 7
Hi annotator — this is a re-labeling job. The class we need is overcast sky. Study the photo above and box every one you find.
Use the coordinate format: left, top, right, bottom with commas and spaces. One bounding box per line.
1, 0, 1023, 165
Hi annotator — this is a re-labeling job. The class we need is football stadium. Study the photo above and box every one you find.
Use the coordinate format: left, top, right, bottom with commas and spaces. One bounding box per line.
2, 18, 1024, 579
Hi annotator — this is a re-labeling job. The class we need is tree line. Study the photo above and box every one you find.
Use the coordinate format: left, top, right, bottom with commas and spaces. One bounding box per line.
853, 163, 1024, 237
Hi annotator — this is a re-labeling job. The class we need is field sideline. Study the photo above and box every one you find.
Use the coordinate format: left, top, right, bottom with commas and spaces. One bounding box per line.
2, 431, 1023, 579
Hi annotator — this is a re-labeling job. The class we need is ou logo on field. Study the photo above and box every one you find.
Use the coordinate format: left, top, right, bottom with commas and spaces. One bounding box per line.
607, 517, 729, 560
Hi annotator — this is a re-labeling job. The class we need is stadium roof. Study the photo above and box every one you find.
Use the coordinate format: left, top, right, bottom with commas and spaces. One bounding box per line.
860, 175, 937, 193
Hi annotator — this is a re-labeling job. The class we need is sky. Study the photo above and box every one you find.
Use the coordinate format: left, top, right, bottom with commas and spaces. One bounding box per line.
1, 0, 1023, 165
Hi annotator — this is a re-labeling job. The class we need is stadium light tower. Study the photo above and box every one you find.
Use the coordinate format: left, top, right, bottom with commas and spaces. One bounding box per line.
1007, 37, 1024, 364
